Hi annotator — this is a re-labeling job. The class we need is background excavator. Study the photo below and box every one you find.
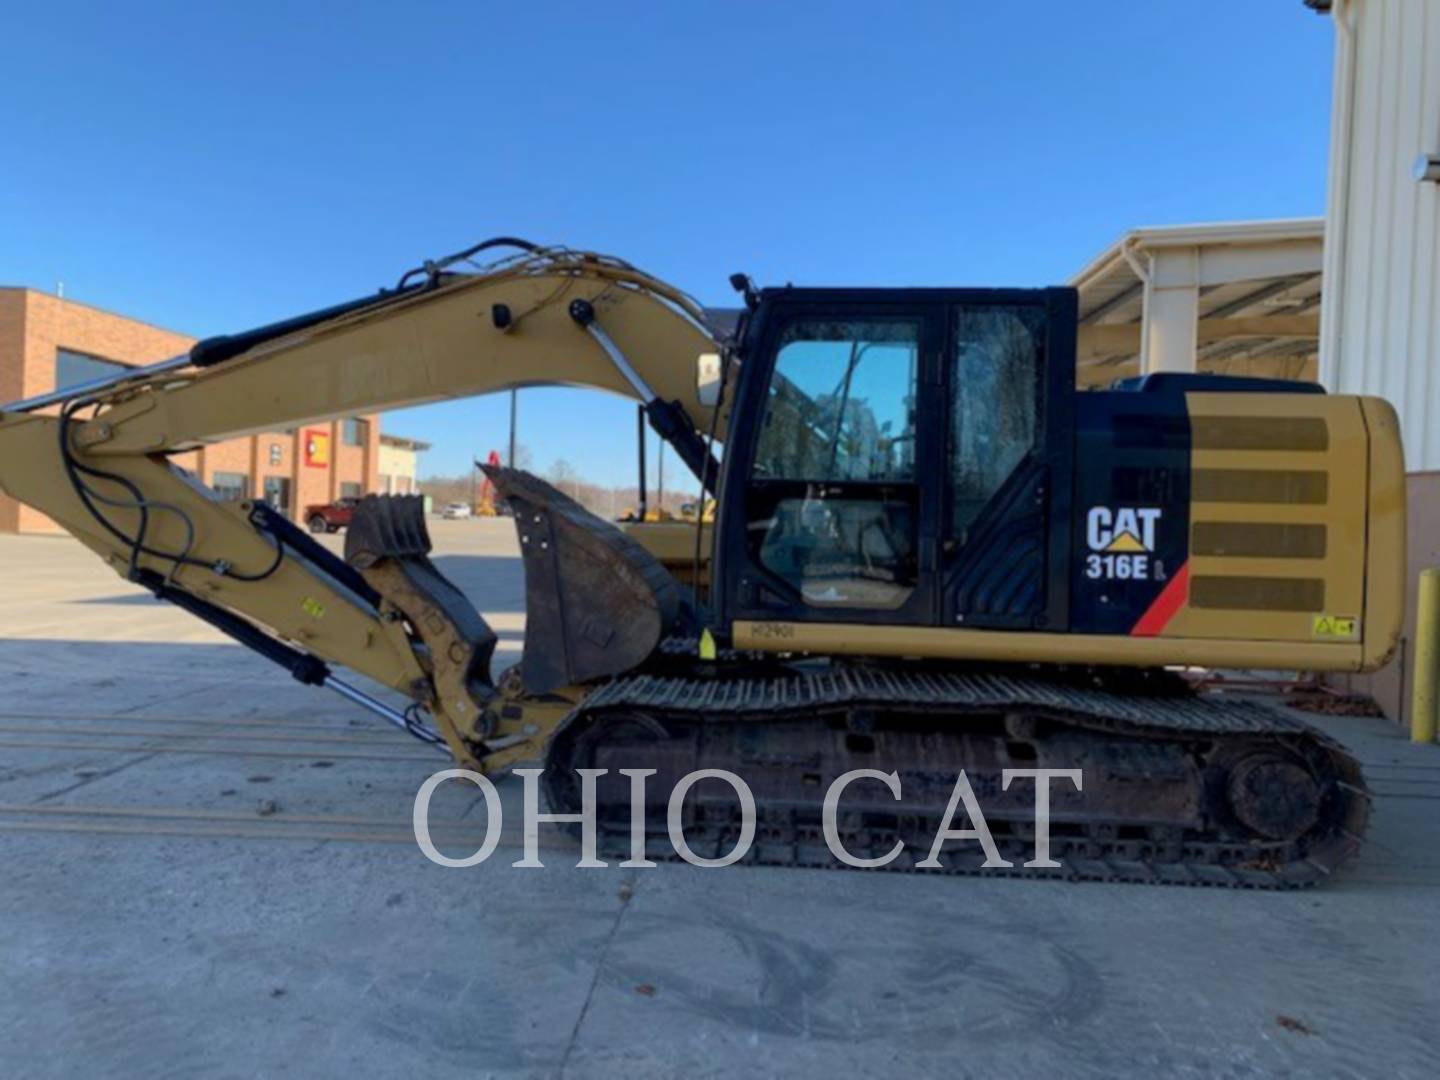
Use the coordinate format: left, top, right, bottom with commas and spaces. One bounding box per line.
474, 449, 505, 517
0, 238, 1404, 886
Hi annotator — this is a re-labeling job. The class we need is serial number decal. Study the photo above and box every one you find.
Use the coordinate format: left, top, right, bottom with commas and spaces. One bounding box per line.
749, 622, 796, 639
1084, 506, 1163, 581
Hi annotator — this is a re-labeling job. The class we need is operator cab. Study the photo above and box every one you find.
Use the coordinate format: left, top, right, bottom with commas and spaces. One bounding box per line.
713, 287, 1077, 633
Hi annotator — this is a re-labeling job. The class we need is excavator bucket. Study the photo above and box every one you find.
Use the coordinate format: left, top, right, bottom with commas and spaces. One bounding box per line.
483, 466, 681, 694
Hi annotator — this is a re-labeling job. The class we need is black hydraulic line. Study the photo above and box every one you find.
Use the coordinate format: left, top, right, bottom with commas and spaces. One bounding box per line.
246, 501, 381, 607
396, 236, 542, 290
189, 236, 547, 370
191, 237, 546, 369
636, 405, 648, 520
188, 281, 435, 369
643, 398, 720, 494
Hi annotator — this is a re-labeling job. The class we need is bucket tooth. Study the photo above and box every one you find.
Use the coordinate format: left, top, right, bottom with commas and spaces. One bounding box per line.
483, 466, 680, 694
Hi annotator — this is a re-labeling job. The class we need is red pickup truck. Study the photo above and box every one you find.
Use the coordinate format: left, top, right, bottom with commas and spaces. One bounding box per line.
305, 497, 360, 533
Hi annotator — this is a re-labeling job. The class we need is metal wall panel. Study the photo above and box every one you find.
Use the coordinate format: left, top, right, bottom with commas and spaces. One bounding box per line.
1322, 0, 1440, 469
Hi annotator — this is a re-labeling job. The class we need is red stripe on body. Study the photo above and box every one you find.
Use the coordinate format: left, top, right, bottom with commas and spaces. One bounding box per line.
1130, 560, 1190, 637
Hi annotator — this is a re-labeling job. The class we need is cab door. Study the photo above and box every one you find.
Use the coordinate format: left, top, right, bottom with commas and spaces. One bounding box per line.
940, 289, 1075, 631
722, 297, 944, 626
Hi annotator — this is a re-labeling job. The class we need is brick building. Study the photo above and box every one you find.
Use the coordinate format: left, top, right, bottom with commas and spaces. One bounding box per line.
0, 287, 381, 533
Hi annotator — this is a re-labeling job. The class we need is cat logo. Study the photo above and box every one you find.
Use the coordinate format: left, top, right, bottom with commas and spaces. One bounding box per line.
1085, 506, 1162, 581
1087, 507, 1161, 553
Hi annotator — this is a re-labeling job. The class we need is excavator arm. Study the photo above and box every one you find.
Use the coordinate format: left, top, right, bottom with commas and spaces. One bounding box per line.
0, 243, 729, 772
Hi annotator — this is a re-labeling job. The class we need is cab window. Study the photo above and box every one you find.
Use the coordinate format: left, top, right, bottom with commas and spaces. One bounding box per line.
950, 306, 1042, 539
753, 319, 918, 482
748, 318, 921, 610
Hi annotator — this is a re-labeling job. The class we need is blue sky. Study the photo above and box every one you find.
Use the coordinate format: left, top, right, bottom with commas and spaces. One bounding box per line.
0, 2, 1335, 487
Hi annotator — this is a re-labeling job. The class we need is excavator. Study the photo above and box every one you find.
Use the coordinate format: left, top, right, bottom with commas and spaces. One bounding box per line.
0, 238, 1403, 887
475, 450, 504, 517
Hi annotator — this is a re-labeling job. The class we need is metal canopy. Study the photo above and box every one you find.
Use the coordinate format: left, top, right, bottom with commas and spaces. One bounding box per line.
1069, 218, 1324, 388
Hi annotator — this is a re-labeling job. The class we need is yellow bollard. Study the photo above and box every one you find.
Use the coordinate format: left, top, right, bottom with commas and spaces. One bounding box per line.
1411, 569, 1440, 743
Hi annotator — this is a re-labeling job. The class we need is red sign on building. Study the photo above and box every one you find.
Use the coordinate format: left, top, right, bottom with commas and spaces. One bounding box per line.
303, 429, 330, 468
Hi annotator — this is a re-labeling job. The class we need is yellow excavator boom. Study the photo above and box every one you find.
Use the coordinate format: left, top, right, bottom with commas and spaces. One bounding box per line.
0, 244, 725, 771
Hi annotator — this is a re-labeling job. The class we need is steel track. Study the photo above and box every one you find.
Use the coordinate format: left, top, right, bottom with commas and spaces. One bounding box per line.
549, 667, 1372, 889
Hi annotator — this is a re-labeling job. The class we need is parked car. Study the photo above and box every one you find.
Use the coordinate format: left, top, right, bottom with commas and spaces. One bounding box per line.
442, 501, 473, 520
305, 497, 360, 533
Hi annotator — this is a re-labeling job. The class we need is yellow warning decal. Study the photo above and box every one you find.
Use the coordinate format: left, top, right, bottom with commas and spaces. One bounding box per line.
1313, 614, 1358, 638
301, 597, 327, 620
